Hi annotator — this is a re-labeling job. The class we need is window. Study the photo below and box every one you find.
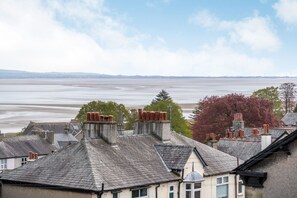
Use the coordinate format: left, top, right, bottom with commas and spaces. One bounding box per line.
0, 159, 7, 170
21, 157, 27, 165
238, 179, 243, 195
216, 176, 229, 198
113, 192, 119, 198
185, 183, 201, 198
169, 185, 174, 198
132, 188, 147, 198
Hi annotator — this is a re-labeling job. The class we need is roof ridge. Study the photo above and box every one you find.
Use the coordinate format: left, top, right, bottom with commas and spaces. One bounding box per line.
84, 141, 102, 192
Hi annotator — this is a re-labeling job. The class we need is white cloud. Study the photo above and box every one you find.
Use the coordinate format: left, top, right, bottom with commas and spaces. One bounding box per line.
274, 0, 297, 24
0, 0, 281, 76
189, 10, 281, 51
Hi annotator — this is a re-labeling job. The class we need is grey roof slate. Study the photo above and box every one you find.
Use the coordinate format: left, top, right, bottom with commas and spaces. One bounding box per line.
243, 127, 294, 138
0, 132, 240, 191
282, 113, 297, 126
154, 144, 193, 170
54, 133, 78, 148
170, 132, 241, 176
0, 135, 57, 159
217, 139, 261, 161
23, 120, 82, 136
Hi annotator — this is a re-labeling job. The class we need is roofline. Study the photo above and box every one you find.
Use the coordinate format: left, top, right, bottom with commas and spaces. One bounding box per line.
234, 129, 297, 171
0, 154, 49, 160
0, 179, 96, 193
0, 178, 181, 193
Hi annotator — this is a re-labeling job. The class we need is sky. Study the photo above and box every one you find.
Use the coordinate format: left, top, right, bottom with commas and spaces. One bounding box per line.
0, 0, 297, 76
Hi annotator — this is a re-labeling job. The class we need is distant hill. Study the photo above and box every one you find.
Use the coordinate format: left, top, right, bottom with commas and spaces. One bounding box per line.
0, 69, 114, 79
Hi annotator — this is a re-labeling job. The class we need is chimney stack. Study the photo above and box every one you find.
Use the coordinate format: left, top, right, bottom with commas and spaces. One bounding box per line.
232, 113, 244, 131
83, 112, 117, 144
135, 109, 171, 141
261, 124, 271, 150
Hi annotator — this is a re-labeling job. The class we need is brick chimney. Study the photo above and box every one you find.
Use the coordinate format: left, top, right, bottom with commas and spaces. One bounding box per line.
261, 124, 271, 151
135, 109, 171, 141
83, 112, 117, 144
28, 151, 38, 162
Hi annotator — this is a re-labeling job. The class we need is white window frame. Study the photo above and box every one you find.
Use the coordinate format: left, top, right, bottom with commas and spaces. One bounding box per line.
184, 183, 201, 198
131, 188, 148, 198
21, 157, 27, 166
168, 185, 174, 198
216, 175, 229, 198
0, 159, 7, 170
238, 179, 243, 195
112, 192, 120, 198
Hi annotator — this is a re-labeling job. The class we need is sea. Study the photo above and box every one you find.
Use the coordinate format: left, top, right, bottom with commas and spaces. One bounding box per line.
0, 77, 296, 133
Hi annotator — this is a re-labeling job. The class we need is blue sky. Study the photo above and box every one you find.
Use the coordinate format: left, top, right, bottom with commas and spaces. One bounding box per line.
0, 0, 297, 76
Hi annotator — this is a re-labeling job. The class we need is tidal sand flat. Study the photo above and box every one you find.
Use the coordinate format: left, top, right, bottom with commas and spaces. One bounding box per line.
0, 77, 296, 133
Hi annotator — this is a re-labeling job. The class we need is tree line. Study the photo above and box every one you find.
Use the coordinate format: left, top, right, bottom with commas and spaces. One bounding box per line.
76, 82, 297, 143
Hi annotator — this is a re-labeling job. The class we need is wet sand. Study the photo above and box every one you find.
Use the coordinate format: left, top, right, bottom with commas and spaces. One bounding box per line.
1, 77, 296, 133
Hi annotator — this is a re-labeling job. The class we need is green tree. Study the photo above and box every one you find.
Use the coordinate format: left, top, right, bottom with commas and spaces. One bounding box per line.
145, 91, 191, 137
252, 86, 283, 118
152, 89, 172, 103
76, 100, 135, 130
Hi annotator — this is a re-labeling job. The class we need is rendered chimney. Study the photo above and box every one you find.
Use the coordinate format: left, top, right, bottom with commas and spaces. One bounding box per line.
83, 112, 117, 144
261, 124, 271, 150
232, 113, 244, 131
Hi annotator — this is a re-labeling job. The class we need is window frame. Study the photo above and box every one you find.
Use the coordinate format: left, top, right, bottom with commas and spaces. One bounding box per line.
131, 188, 148, 198
0, 159, 7, 170
238, 179, 243, 195
21, 157, 27, 166
216, 175, 229, 198
184, 183, 202, 198
112, 192, 119, 198
169, 185, 174, 198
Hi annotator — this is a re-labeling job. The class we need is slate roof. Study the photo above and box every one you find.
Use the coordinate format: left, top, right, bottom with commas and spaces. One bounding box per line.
243, 127, 294, 138
217, 129, 291, 161
155, 144, 194, 170
217, 139, 261, 161
54, 133, 78, 149
23, 120, 82, 136
0, 135, 57, 159
0, 132, 240, 192
170, 133, 241, 176
282, 113, 297, 126
234, 129, 297, 171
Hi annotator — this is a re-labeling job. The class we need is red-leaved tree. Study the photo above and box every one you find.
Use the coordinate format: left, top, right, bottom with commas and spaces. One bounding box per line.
192, 94, 280, 142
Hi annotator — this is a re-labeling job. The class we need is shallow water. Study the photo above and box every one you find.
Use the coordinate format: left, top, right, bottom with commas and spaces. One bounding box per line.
0, 77, 296, 133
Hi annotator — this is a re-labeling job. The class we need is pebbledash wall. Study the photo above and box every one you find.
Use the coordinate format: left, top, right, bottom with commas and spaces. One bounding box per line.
246, 139, 297, 198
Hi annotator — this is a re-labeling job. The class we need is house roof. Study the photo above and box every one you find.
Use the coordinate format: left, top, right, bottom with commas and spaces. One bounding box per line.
23, 120, 82, 136
0, 135, 57, 159
54, 133, 78, 148
154, 144, 194, 170
281, 113, 297, 126
217, 139, 261, 161
243, 127, 293, 138
0, 132, 239, 192
234, 129, 297, 172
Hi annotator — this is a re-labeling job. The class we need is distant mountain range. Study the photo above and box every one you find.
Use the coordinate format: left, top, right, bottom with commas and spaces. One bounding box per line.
0, 69, 117, 79
0, 69, 295, 78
